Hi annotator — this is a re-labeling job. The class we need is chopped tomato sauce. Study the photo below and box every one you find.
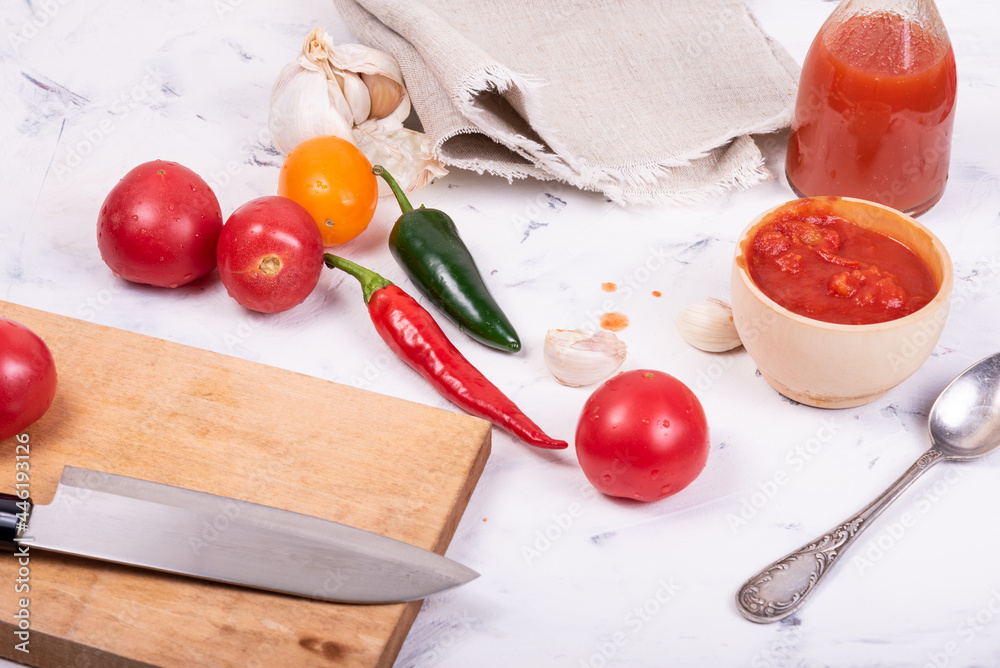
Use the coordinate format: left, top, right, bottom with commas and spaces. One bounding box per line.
747, 206, 937, 325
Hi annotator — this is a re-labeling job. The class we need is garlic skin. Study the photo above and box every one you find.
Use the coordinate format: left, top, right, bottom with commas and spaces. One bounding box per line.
268, 28, 447, 193
676, 298, 743, 352
544, 329, 627, 387
268, 29, 357, 153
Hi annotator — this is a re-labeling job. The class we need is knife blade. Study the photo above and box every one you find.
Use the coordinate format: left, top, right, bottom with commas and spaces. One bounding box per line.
1, 466, 478, 603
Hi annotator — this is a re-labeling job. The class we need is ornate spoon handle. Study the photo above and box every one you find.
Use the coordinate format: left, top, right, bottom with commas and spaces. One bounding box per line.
735, 448, 946, 623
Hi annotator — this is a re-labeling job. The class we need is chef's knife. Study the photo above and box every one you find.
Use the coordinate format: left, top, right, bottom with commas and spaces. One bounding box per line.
0, 466, 478, 603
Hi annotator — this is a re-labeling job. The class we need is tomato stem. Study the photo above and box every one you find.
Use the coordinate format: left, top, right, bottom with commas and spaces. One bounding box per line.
258, 255, 282, 276
323, 253, 393, 305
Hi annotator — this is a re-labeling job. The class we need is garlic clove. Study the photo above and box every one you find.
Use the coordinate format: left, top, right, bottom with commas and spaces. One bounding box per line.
326, 42, 408, 123
676, 298, 743, 352
362, 72, 406, 121
544, 329, 627, 387
334, 70, 372, 126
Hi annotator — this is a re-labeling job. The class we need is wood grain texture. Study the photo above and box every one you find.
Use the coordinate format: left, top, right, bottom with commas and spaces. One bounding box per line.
0, 300, 492, 668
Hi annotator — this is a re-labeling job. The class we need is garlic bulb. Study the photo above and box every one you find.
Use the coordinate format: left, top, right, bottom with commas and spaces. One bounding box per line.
544, 329, 627, 387
676, 298, 743, 352
268, 29, 358, 153
268, 28, 447, 192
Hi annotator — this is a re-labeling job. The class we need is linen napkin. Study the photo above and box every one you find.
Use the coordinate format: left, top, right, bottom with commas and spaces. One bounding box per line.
332, 0, 800, 205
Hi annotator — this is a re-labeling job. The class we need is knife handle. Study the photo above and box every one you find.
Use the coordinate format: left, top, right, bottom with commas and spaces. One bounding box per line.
0, 493, 28, 552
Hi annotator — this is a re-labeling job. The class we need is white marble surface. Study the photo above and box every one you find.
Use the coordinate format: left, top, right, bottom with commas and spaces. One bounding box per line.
3, 0, 1000, 666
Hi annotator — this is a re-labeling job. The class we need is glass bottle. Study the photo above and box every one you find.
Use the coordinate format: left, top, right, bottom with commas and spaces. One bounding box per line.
784, 0, 958, 216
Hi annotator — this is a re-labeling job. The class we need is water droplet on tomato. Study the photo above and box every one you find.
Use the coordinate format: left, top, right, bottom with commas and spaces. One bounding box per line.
111, 270, 120, 278
661, 484, 672, 495
159, 256, 165, 261
661, 419, 671, 428
168, 283, 178, 288
131, 215, 139, 221
650, 469, 660, 480
601, 474, 613, 483
168, 204, 175, 211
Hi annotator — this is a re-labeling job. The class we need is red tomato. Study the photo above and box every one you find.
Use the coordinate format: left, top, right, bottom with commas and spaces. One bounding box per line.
575, 369, 710, 502
277, 136, 378, 246
97, 160, 223, 288
216, 196, 324, 313
0, 317, 58, 442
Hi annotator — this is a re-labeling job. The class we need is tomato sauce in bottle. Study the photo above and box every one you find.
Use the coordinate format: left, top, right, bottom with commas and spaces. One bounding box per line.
785, 1, 957, 216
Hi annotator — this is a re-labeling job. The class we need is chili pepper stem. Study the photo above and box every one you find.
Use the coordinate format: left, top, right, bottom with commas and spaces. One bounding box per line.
373, 165, 414, 214
324, 253, 392, 304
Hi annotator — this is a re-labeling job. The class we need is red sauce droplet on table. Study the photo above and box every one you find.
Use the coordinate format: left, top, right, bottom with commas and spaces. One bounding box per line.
600, 312, 629, 332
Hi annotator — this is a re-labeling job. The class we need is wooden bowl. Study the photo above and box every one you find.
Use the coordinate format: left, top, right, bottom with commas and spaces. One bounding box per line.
730, 197, 953, 409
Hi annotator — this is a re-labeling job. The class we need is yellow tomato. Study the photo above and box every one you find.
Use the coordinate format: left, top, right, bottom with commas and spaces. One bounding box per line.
277, 136, 378, 246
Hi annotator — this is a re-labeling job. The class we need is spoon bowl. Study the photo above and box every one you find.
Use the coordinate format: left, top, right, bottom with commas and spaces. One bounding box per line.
737, 352, 1000, 623
930, 353, 1000, 459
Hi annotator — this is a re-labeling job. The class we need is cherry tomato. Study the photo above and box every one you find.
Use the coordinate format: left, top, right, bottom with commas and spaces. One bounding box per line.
97, 160, 223, 288
216, 196, 324, 313
575, 369, 710, 502
277, 136, 378, 247
0, 317, 58, 442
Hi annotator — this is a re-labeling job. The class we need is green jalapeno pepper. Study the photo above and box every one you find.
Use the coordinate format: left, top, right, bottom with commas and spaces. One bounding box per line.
375, 165, 521, 353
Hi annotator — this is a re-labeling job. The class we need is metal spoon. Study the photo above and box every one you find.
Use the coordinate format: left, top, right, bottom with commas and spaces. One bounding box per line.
736, 352, 1000, 623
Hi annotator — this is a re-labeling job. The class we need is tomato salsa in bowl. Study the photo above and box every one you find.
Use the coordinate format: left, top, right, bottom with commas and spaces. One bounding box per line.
730, 197, 952, 409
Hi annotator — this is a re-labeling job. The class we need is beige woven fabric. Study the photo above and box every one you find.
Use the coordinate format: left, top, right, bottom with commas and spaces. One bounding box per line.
333, 0, 800, 205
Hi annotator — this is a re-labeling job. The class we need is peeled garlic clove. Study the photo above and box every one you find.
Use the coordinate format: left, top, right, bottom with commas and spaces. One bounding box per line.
362, 72, 406, 121
676, 298, 743, 352
544, 329, 627, 387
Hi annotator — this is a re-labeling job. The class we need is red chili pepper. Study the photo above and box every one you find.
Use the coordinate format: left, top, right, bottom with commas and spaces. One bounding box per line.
325, 254, 567, 450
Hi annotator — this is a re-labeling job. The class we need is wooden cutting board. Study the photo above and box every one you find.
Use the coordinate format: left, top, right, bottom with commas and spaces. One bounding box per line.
0, 300, 491, 668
